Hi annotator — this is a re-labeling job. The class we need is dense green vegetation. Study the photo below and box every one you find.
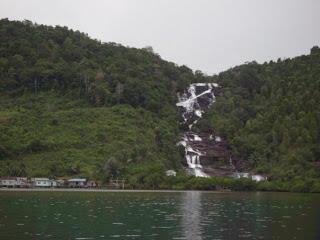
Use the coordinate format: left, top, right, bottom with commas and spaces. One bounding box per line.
0, 18, 199, 106
0, 18, 200, 180
0, 93, 181, 179
198, 47, 320, 190
123, 171, 320, 193
1, 19, 319, 193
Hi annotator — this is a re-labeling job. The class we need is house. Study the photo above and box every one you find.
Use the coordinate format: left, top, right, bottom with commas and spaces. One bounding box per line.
86, 180, 97, 188
0, 177, 18, 187
68, 178, 87, 188
56, 180, 65, 188
109, 179, 125, 189
0, 177, 31, 188
32, 178, 57, 187
251, 175, 267, 182
166, 170, 177, 177
16, 177, 29, 188
235, 173, 249, 178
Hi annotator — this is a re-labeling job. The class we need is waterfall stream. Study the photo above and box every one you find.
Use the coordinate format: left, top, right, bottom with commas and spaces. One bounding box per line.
176, 83, 219, 177
176, 83, 267, 181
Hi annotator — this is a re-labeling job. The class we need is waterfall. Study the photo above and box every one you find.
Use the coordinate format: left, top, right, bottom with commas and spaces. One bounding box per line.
176, 83, 219, 177
176, 82, 267, 181
229, 156, 236, 170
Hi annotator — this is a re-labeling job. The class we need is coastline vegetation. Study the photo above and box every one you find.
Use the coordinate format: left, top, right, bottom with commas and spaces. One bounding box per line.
123, 171, 320, 193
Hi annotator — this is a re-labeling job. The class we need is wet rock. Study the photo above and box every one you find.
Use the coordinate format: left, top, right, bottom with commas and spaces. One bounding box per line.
176, 83, 247, 178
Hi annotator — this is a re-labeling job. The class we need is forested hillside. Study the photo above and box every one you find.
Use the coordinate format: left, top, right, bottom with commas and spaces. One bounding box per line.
198, 47, 320, 190
0, 18, 207, 182
1, 19, 319, 192
0, 18, 201, 106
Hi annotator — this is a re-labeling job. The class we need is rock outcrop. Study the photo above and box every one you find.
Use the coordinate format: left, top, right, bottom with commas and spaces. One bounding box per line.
177, 83, 232, 177
176, 83, 266, 181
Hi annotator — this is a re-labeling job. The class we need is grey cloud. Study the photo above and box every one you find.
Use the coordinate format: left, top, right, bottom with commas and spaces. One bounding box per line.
1, 0, 319, 74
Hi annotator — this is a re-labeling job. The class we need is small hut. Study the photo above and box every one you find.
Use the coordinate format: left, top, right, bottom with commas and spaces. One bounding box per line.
166, 170, 177, 177
0, 177, 30, 188
16, 177, 29, 188
56, 180, 65, 188
32, 178, 57, 188
0, 177, 18, 187
86, 180, 97, 188
251, 175, 267, 182
68, 178, 87, 188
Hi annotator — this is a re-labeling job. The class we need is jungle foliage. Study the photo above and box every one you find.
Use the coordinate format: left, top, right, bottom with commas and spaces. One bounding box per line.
199, 46, 320, 186
0, 19, 201, 180
1, 19, 319, 192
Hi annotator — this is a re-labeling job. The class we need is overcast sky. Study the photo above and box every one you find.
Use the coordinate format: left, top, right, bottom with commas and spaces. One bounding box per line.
1, 0, 319, 74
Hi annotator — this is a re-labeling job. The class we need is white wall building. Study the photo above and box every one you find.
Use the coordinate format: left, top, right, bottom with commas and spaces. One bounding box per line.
166, 170, 177, 177
33, 178, 57, 187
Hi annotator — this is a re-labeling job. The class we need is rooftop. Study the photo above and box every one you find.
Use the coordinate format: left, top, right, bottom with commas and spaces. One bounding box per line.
68, 178, 87, 182
34, 178, 50, 181
0, 177, 18, 180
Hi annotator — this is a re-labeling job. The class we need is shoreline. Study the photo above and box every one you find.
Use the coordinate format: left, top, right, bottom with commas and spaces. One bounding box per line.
1, 188, 318, 195
0, 188, 228, 193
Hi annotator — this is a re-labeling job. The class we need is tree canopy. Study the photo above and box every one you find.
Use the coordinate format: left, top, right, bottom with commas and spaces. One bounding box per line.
199, 46, 320, 183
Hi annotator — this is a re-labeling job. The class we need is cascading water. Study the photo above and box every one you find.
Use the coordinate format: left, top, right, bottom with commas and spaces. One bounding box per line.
176, 83, 219, 177
176, 82, 267, 181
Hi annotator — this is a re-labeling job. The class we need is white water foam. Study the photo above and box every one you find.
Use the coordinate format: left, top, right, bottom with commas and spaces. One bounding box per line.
176, 83, 218, 177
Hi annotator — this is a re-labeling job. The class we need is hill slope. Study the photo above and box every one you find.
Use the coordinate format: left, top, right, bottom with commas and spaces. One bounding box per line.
1, 19, 320, 192
198, 47, 320, 188
0, 18, 207, 182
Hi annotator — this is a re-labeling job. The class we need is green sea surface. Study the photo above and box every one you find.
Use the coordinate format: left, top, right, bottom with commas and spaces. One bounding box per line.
0, 191, 319, 240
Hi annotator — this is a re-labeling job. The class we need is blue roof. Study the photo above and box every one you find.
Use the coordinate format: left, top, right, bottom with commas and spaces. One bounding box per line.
68, 178, 87, 182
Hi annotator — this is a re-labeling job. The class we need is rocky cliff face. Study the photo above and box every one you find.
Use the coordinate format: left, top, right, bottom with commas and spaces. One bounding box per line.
176, 83, 265, 180
176, 83, 234, 177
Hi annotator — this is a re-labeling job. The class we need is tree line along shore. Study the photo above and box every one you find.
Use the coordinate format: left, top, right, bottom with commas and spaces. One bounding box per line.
1, 175, 319, 193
